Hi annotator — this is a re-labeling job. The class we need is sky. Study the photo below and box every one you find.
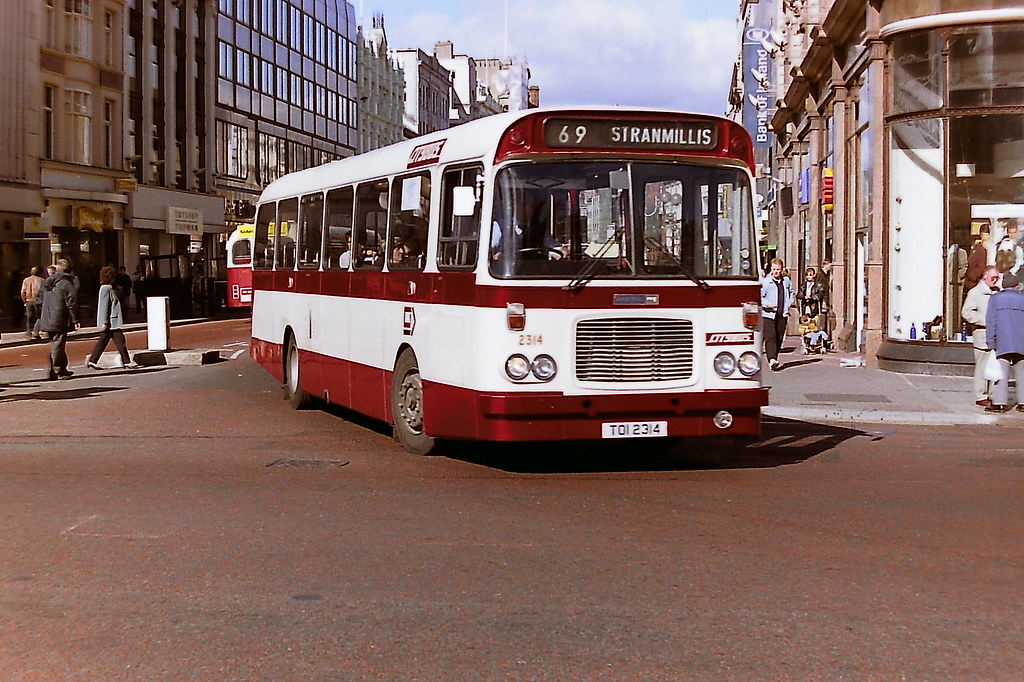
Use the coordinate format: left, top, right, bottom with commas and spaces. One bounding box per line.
357, 0, 741, 115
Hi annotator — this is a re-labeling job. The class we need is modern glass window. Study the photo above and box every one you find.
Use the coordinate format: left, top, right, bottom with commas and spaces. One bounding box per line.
217, 120, 248, 179
890, 30, 943, 115
888, 118, 944, 340
949, 25, 1024, 108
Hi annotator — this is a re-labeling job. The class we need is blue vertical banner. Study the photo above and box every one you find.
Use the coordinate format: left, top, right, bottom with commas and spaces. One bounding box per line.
742, 25, 775, 150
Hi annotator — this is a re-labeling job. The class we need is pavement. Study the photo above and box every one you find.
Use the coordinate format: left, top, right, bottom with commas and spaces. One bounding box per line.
0, 314, 228, 369
0, 315, 1013, 426
762, 343, 1012, 426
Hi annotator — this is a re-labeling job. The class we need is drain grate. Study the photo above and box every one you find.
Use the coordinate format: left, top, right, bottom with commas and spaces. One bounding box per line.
266, 458, 349, 469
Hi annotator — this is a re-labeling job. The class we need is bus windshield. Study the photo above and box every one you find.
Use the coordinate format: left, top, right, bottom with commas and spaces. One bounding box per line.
488, 161, 756, 282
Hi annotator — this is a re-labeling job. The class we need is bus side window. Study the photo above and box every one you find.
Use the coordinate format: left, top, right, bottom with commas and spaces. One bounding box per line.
298, 192, 324, 270
353, 181, 387, 270
439, 165, 482, 270
253, 203, 275, 270
325, 186, 354, 270
276, 198, 299, 270
389, 172, 430, 270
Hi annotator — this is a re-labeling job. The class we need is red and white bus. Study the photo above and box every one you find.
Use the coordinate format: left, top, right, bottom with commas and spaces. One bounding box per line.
249, 107, 768, 453
226, 224, 254, 308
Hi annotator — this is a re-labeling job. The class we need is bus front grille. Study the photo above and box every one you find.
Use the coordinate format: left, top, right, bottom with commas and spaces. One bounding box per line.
575, 318, 694, 382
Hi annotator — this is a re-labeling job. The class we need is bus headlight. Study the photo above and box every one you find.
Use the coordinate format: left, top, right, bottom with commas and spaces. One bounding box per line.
531, 354, 557, 381
713, 352, 736, 377
738, 351, 762, 376
505, 354, 532, 380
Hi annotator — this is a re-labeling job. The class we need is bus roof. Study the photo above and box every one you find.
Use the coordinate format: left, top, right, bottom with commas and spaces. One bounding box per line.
257, 107, 750, 205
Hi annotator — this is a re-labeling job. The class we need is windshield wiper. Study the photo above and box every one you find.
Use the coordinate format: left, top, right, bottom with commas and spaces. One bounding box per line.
642, 237, 712, 292
563, 237, 624, 292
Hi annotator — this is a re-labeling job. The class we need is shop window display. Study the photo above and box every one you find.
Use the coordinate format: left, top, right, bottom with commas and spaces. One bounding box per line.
887, 22, 1024, 345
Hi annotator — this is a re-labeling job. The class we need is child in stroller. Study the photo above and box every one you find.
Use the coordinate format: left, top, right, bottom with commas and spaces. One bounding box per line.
798, 314, 829, 354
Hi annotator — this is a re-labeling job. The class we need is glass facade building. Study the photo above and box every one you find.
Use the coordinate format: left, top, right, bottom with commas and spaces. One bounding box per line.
215, 0, 358, 227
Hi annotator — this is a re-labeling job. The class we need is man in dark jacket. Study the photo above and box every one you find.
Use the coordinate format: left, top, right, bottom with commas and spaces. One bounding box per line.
985, 272, 1024, 412
38, 259, 80, 380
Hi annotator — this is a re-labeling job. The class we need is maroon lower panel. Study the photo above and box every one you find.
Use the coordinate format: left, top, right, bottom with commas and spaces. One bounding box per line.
251, 337, 768, 442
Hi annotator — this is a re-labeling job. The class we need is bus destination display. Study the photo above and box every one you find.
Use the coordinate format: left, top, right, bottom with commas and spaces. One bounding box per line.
543, 118, 718, 151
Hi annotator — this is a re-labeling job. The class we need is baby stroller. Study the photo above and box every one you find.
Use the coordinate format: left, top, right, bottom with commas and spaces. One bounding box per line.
798, 314, 829, 354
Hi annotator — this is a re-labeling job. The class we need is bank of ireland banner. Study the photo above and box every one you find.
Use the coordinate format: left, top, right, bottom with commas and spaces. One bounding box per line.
743, 26, 774, 149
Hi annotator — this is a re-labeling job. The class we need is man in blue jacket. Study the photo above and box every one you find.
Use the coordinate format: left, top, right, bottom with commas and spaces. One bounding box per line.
760, 258, 796, 370
985, 271, 1024, 412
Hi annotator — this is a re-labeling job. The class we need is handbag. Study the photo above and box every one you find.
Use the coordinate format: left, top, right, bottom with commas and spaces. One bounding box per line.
984, 350, 1004, 382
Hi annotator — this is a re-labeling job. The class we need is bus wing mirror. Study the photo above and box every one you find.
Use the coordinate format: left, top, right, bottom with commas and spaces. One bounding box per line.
452, 186, 477, 217
609, 169, 629, 190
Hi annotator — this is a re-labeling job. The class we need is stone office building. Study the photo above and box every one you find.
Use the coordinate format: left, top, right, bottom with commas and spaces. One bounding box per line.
747, 0, 1024, 373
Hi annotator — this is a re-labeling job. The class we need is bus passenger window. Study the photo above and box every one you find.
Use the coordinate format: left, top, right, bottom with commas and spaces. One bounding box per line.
438, 165, 482, 270
353, 181, 387, 270
298, 192, 324, 270
276, 198, 298, 270
325, 186, 353, 270
253, 203, 275, 270
389, 172, 430, 271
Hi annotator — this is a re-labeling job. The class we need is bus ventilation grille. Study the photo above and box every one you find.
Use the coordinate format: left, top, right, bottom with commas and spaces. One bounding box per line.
575, 317, 694, 382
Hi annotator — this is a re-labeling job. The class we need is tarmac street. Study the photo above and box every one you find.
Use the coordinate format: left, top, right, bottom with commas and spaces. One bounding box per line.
1, 318, 1024, 678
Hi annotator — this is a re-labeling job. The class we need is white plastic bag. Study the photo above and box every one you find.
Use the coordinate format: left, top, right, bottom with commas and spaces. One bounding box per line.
984, 350, 1004, 382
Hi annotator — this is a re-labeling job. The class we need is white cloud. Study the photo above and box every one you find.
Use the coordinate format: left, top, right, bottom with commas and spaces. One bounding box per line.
369, 0, 737, 114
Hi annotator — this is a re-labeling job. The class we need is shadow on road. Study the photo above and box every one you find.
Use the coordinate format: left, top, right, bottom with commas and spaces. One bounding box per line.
0, 384, 126, 402
440, 417, 869, 474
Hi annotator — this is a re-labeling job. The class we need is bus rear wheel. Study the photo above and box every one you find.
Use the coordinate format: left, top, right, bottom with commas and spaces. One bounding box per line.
391, 351, 436, 455
284, 334, 314, 409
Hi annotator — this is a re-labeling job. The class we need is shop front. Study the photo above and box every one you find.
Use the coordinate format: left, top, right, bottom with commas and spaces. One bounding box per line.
878, 6, 1024, 374
128, 186, 225, 318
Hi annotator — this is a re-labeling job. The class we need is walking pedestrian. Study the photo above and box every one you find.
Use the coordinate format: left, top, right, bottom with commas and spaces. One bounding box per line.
114, 265, 133, 313
33, 265, 56, 339
760, 257, 795, 370
20, 266, 44, 339
132, 264, 146, 313
86, 266, 140, 370
38, 259, 80, 380
984, 271, 1024, 413
961, 265, 1000, 407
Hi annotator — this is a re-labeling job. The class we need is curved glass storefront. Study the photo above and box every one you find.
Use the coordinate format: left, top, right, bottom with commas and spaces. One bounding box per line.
885, 17, 1024, 350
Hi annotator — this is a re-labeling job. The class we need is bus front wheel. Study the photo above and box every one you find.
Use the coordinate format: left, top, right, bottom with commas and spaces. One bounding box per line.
391, 351, 436, 455
284, 334, 314, 409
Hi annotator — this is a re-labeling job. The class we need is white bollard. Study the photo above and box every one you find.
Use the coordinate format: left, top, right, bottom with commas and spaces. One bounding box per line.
146, 296, 171, 351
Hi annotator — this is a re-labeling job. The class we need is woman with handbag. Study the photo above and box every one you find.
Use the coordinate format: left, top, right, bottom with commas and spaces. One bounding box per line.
86, 266, 141, 370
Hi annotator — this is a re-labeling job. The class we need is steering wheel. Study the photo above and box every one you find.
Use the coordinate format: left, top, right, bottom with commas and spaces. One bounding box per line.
517, 247, 564, 260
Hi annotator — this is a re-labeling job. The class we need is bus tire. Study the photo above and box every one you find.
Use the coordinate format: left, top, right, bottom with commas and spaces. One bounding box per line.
391, 350, 436, 455
284, 334, 314, 410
